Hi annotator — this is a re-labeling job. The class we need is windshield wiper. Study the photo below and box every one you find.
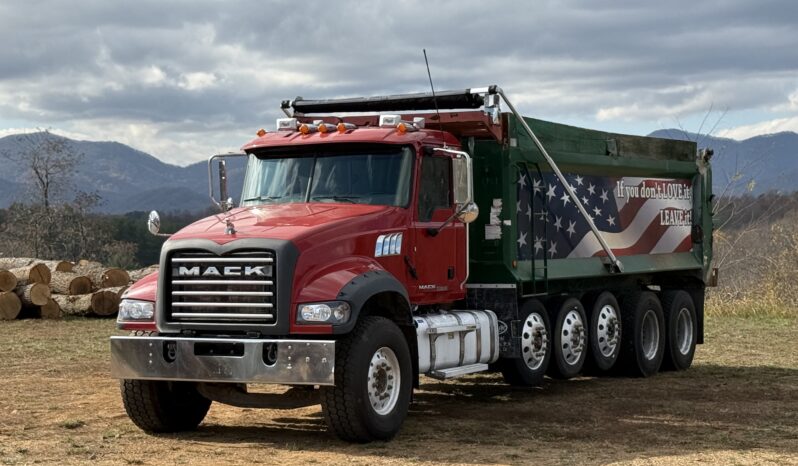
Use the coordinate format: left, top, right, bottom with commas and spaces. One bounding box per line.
311, 195, 359, 204
242, 195, 283, 202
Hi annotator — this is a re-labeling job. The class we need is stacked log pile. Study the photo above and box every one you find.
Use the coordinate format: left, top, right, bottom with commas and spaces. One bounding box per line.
0, 257, 157, 320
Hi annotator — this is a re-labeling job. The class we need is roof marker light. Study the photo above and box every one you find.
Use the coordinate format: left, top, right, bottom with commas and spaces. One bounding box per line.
256, 128, 267, 137
318, 123, 337, 134
337, 122, 357, 133
299, 123, 318, 134
396, 122, 419, 134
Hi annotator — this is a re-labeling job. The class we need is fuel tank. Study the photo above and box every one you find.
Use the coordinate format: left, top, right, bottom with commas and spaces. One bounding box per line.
414, 310, 499, 374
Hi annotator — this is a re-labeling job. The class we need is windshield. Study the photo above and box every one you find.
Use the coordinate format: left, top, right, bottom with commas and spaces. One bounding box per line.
240, 147, 414, 207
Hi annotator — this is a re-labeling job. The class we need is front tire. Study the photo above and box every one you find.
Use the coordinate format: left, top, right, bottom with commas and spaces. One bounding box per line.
321, 316, 412, 442
499, 299, 551, 386
120, 380, 211, 433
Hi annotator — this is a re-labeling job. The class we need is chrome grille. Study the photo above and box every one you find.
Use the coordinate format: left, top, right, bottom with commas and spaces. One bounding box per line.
167, 250, 276, 324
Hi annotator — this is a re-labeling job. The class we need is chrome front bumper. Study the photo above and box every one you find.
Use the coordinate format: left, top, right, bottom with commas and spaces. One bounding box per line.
110, 336, 335, 386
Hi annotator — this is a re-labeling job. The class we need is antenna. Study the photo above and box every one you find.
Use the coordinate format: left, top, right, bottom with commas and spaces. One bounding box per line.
423, 49, 445, 139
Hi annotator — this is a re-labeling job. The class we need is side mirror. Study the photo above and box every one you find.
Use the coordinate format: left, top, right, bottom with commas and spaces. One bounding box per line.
456, 202, 479, 224
208, 153, 247, 212
218, 159, 231, 211
452, 157, 470, 206
147, 210, 161, 236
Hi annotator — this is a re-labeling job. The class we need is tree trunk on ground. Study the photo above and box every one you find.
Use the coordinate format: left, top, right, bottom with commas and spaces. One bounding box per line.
39, 298, 62, 319
15, 283, 51, 306
129, 265, 159, 283
73, 264, 130, 289
0, 270, 17, 292
53, 294, 92, 316
40, 260, 73, 273
91, 290, 120, 316
50, 272, 92, 295
0, 257, 40, 269
10, 264, 51, 285
0, 291, 22, 320
103, 285, 128, 299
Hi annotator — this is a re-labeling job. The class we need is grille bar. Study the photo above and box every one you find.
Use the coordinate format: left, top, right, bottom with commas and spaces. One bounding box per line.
171, 312, 275, 320
172, 279, 273, 286
172, 257, 274, 263
172, 291, 273, 297
172, 302, 273, 308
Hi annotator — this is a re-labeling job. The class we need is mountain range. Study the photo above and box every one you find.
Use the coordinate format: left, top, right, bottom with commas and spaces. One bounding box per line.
0, 130, 795, 214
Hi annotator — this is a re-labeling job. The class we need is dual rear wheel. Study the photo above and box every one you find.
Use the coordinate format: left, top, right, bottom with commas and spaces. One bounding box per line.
500, 289, 697, 385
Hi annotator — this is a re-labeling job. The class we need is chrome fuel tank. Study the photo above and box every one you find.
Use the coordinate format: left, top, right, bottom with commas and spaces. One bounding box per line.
415, 310, 499, 374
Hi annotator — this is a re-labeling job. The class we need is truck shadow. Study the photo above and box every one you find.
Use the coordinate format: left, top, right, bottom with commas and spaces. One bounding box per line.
174, 363, 798, 464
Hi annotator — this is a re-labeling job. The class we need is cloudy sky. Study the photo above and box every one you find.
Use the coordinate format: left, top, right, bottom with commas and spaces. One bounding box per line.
1, 0, 796, 165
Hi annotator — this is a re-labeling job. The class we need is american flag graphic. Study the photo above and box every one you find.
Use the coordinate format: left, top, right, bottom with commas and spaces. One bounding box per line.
516, 171, 693, 260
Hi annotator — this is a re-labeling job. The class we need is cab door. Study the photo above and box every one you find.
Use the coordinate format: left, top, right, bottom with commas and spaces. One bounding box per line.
409, 154, 465, 304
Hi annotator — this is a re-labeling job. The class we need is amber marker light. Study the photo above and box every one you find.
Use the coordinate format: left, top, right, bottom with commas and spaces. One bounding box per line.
256, 128, 267, 137
299, 124, 310, 134
318, 124, 329, 134
396, 122, 408, 134
337, 123, 347, 133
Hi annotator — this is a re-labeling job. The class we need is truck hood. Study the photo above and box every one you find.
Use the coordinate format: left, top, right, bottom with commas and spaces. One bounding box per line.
169, 203, 397, 244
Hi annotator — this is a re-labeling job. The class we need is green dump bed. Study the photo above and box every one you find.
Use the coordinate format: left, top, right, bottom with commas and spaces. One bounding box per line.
467, 115, 712, 296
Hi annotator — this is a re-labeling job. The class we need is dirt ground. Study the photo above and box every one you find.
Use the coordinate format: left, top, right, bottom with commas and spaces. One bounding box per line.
1, 315, 796, 465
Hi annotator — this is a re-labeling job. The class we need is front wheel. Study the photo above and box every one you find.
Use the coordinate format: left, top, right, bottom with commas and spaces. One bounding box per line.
321, 316, 412, 442
120, 380, 211, 433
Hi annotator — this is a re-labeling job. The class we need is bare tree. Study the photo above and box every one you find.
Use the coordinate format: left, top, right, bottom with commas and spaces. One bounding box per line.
2, 130, 82, 208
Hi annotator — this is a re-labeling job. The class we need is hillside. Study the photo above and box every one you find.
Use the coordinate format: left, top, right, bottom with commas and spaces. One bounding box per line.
0, 133, 246, 213
648, 129, 798, 194
1, 130, 795, 214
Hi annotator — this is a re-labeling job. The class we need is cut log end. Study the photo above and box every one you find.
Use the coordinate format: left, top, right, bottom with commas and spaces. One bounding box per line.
10, 264, 51, 285
0, 270, 17, 293
39, 298, 62, 319
91, 290, 120, 316
16, 283, 51, 306
0, 291, 22, 320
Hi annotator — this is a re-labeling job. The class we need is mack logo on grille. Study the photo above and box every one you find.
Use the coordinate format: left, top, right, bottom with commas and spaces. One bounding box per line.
175, 265, 270, 277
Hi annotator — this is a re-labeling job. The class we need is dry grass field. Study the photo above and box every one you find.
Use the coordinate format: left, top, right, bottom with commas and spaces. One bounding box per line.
1, 313, 796, 465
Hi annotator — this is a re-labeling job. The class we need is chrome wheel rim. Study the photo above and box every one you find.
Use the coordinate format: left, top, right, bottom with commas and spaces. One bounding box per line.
368, 347, 400, 415
560, 309, 586, 365
640, 309, 660, 360
596, 304, 620, 358
676, 307, 694, 355
521, 312, 548, 371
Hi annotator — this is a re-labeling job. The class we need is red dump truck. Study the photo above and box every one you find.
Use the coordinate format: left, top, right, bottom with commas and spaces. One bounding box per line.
111, 85, 716, 442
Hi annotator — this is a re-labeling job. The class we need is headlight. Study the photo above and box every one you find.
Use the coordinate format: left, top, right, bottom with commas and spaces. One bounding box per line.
296, 301, 351, 324
118, 299, 155, 321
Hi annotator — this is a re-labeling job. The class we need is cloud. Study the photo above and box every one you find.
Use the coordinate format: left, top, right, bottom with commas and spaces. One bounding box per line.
0, 0, 796, 162
717, 116, 798, 140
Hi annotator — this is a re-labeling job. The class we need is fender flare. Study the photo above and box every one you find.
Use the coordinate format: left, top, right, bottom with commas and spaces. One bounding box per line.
333, 269, 411, 335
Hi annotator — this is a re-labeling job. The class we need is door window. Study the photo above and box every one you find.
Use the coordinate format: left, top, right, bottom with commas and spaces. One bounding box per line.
417, 157, 451, 222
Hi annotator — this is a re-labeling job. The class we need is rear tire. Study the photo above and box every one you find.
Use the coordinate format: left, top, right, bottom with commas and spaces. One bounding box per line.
661, 290, 697, 371
584, 292, 622, 373
120, 380, 211, 433
321, 316, 412, 442
618, 291, 665, 377
500, 299, 551, 386
547, 298, 588, 379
